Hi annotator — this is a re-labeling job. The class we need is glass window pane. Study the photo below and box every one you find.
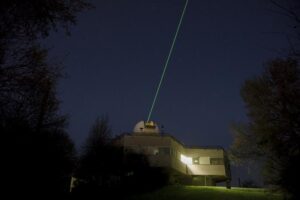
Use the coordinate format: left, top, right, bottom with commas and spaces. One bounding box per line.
159, 147, 170, 155
210, 158, 224, 165
199, 157, 210, 164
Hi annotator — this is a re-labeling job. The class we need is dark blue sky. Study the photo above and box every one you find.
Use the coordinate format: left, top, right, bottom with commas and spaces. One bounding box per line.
46, 0, 288, 151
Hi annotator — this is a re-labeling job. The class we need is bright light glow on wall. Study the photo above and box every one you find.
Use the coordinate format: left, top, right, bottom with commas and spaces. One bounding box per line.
180, 154, 192, 165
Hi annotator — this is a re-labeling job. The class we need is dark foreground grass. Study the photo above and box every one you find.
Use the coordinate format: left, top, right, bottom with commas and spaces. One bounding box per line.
128, 186, 283, 200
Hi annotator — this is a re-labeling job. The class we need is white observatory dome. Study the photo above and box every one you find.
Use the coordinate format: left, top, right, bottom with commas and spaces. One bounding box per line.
133, 120, 160, 135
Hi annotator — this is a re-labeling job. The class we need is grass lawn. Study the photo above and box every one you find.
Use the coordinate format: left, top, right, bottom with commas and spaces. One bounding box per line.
128, 186, 283, 200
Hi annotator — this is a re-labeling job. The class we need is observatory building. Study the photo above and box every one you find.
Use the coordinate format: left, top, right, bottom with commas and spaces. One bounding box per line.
118, 120, 231, 186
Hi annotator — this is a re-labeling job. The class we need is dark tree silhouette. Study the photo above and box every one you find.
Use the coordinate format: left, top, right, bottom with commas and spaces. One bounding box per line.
230, 58, 300, 199
0, 0, 91, 40
73, 117, 170, 199
0, 1, 91, 198
270, 0, 300, 57
73, 116, 124, 198
76, 116, 114, 183
0, 46, 65, 131
0, 0, 91, 120
3, 123, 76, 198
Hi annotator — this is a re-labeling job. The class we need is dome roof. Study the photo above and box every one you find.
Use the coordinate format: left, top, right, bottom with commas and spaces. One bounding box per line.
133, 120, 160, 135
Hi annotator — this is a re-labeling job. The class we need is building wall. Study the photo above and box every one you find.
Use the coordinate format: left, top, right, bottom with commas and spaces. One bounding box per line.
169, 137, 187, 174
122, 134, 229, 182
123, 135, 172, 167
183, 148, 226, 176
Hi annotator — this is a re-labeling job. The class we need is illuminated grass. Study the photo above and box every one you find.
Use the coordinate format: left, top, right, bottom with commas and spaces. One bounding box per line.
128, 186, 283, 200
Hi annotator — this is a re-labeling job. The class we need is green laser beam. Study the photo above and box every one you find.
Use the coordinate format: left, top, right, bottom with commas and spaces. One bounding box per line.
147, 0, 189, 122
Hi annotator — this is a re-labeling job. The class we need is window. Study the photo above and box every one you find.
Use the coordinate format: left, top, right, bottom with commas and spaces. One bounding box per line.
210, 158, 224, 165
199, 157, 210, 164
159, 147, 170, 155
192, 157, 199, 165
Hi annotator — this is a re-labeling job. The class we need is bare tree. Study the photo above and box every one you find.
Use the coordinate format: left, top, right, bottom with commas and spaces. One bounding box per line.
270, 0, 300, 57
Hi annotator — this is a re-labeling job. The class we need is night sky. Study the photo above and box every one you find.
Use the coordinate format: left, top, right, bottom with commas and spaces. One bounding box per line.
45, 0, 289, 182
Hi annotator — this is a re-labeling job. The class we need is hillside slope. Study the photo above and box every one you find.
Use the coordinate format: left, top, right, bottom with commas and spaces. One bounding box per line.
128, 186, 283, 200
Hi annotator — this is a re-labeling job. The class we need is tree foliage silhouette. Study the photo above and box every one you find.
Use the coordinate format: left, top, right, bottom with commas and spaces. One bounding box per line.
0, 0, 91, 198
230, 58, 300, 199
73, 117, 169, 199
73, 116, 125, 197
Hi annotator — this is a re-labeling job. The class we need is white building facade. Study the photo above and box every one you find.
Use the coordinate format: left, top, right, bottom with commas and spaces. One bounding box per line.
118, 121, 231, 186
